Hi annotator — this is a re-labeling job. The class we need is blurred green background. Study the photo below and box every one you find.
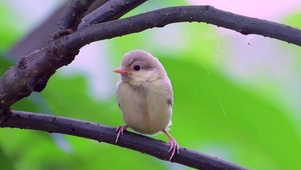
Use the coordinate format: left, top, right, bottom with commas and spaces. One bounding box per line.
1, 0, 301, 170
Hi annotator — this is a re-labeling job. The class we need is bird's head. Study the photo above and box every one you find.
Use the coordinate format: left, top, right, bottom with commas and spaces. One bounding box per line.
113, 50, 168, 85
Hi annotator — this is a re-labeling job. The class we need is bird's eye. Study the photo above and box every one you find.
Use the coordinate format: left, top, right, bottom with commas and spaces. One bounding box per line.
133, 65, 140, 71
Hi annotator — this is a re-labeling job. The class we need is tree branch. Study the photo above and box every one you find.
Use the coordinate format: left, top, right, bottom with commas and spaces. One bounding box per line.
77, 0, 147, 29
0, 45, 73, 111
61, 5, 301, 51
3, 3, 289, 169
9, 2, 68, 59
1, 5, 300, 113
9, 0, 109, 59
0, 110, 248, 170
51, 0, 96, 39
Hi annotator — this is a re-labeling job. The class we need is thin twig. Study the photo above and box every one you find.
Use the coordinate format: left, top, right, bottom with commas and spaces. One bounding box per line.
1, 5, 301, 112
1, 5, 301, 113
51, 0, 96, 40
60, 5, 301, 51
9, 1, 110, 59
9, 3, 68, 59
0, 110, 248, 170
78, 0, 147, 29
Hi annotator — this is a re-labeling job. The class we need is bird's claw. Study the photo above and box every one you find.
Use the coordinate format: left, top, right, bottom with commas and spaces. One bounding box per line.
162, 129, 180, 160
115, 125, 127, 143
168, 138, 180, 160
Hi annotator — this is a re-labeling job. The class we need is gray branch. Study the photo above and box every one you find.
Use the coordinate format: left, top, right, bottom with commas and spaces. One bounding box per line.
78, 0, 147, 29
51, 0, 96, 39
0, 110, 248, 170
1, 5, 301, 113
0, 4, 299, 169
9, 0, 109, 59
61, 5, 301, 50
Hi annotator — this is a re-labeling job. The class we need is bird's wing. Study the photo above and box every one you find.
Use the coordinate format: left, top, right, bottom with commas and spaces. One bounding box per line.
116, 81, 122, 109
167, 96, 173, 106
163, 79, 174, 107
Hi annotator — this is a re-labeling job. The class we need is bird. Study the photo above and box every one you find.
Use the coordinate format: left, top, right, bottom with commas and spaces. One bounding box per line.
113, 50, 179, 160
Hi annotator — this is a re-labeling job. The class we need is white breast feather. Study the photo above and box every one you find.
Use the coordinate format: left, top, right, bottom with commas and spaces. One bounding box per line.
117, 79, 173, 135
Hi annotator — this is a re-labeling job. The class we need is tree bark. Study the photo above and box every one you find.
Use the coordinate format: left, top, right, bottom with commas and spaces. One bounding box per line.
1, 1, 300, 169
0, 110, 248, 170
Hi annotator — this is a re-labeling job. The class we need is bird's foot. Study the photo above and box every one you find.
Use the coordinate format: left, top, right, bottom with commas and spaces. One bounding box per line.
115, 125, 127, 143
168, 138, 180, 161
168, 138, 180, 160
162, 129, 180, 160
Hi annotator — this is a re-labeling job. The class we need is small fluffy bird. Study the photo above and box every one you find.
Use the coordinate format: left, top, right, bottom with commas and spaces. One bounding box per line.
113, 50, 179, 160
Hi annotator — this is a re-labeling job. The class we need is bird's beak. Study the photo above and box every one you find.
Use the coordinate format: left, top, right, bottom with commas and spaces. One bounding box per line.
113, 68, 131, 75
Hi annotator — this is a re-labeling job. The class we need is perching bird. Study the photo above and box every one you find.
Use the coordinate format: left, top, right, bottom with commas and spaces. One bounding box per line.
113, 50, 179, 160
